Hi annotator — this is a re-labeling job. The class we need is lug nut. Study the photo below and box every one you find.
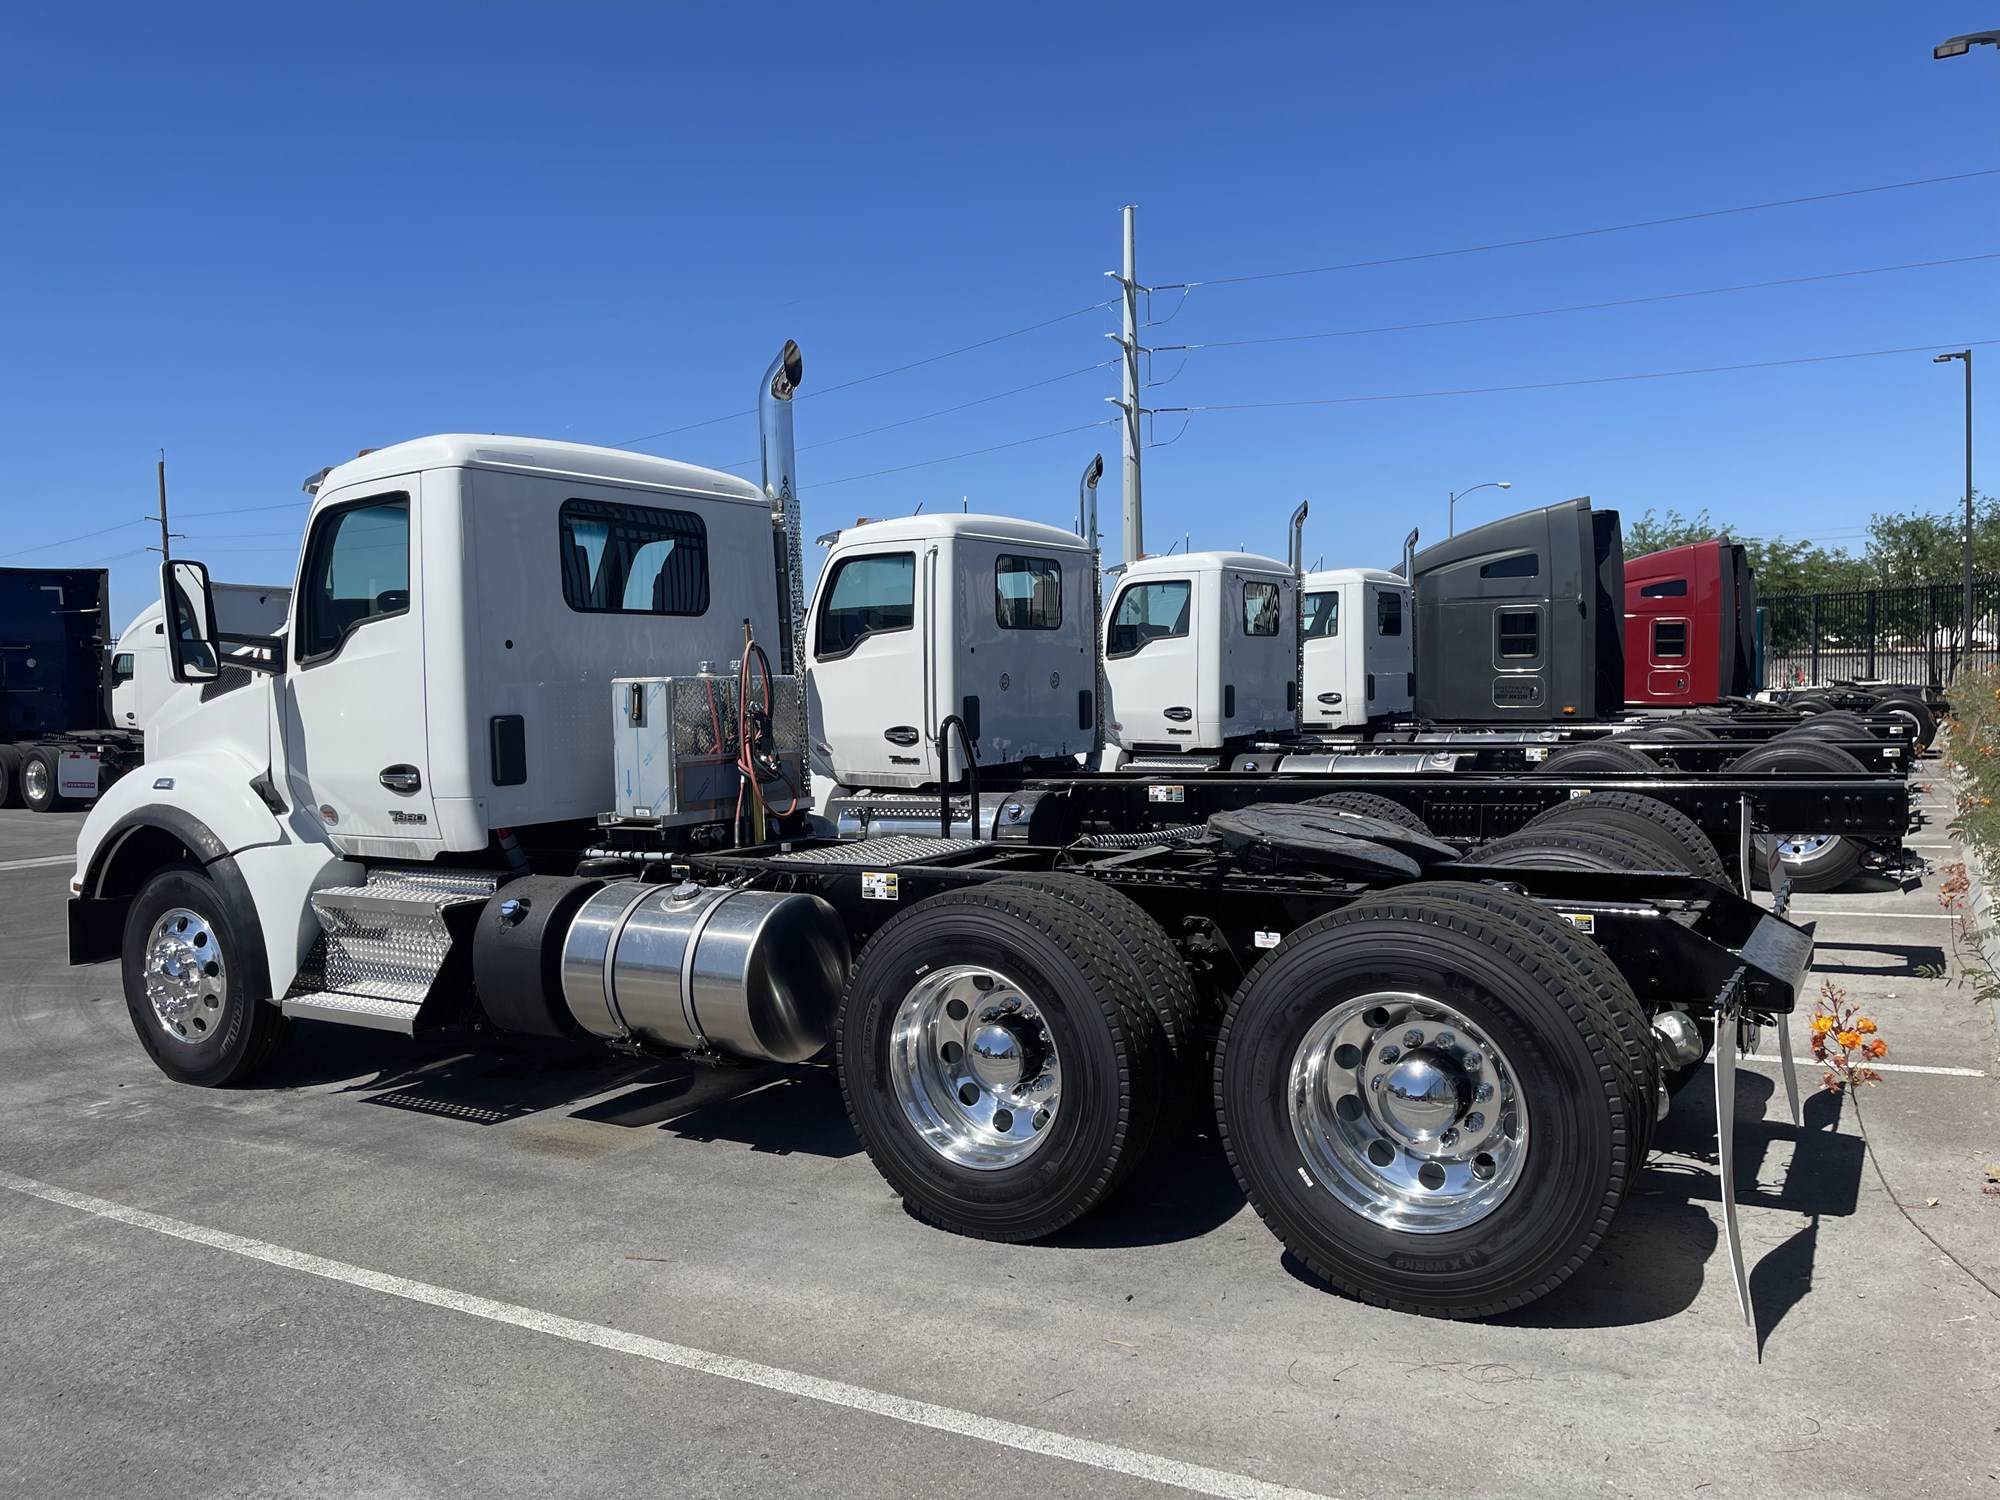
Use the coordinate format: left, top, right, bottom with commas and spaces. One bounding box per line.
1476, 1082, 1494, 1102
1440, 1128, 1459, 1148
1379, 1044, 1400, 1064
1403, 1029, 1424, 1047
1435, 1031, 1455, 1048
1464, 1112, 1485, 1132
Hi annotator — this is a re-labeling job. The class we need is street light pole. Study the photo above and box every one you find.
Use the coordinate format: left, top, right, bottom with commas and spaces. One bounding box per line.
1932, 32, 1994, 673
1448, 480, 1513, 537
1936, 351, 1975, 672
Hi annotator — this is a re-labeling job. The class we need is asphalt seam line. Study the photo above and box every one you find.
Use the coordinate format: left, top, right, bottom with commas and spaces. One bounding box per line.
0, 1169, 1335, 1500
0, 855, 73, 873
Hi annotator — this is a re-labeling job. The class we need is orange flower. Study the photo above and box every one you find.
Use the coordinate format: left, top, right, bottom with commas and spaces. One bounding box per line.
1811, 1015, 1835, 1036
1837, 1030, 1863, 1050
1857, 1017, 1877, 1034
1867, 1038, 1888, 1058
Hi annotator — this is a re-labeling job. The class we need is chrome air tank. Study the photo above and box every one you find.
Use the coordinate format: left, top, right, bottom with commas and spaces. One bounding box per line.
559, 881, 848, 1064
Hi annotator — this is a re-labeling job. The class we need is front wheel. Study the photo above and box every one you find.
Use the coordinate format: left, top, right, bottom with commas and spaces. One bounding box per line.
1216, 896, 1633, 1318
122, 866, 292, 1086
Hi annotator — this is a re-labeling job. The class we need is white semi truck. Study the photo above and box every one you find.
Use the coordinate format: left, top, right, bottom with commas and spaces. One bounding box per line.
70, 342, 1822, 1320
108, 584, 292, 735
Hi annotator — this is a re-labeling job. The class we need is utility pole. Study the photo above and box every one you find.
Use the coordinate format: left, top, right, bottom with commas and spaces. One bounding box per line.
1107, 205, 1145, 565
148, 450, 182, 558
1936, 350, 1974, 672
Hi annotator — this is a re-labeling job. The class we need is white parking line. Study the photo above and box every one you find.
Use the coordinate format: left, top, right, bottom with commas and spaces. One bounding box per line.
1788, 908, 1961, 921
1740, 1056, 1987, 1078
0, 1170, 1334, 1500
0, 855, 72, 873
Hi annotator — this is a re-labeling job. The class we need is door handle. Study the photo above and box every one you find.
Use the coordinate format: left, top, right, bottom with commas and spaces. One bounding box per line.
379, 765, 422, 794
883, 726, 920, 747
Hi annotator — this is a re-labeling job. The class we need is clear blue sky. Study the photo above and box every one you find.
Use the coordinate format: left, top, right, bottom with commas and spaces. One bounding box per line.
3, 3, 1995, 626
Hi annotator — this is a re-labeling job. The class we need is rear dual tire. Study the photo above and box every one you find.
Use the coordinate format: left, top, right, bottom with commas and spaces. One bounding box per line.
1215, 893, 1634, 1318
837, 886, 1166, 1242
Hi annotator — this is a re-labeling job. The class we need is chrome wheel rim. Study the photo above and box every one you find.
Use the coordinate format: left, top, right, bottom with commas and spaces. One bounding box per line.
143, 907, 227, 1044
22, 759, 48, 801
1775, 834, 1832, 862
888, 964, 1062, 1170
1289, 990, 1528, 1233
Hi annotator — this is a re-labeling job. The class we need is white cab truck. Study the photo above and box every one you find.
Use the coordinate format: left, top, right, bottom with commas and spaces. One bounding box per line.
68, 342, 1818, 1320
1300, 568, 1415, 731
108, 584, 292, 734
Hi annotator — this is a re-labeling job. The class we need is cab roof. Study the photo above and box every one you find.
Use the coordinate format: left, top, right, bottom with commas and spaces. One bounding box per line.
315, 435, 767, 507
1304, 567, 1408, 589
827, 512, 1088, 551
1121, 549, 1291, 579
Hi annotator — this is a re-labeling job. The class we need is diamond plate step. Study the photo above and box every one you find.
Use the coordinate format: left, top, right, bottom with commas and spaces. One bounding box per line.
282, 865, 500, 1029
283, 992, 425, 1034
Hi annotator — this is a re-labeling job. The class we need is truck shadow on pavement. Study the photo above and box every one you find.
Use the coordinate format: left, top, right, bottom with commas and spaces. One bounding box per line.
1806, 939, 1946, 978
1478, 1074, 1858, 1343
262, 1023, 863, 1158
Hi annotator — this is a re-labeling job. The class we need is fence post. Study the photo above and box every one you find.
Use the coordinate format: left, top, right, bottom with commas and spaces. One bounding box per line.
1864, 590, 1877, 679
1809, 596, 1820, 685
1924, 586, 1936, 687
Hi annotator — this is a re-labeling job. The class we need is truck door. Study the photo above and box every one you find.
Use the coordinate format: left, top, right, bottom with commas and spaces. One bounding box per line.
1301, 585, 1343, 728
282, 481, 439, 844
810, 548, 934, 785
1105, 575, 1198, 748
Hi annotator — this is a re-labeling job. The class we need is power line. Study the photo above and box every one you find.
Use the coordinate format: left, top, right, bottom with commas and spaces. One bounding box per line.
617, 301, 1116, 448
178, 499, 309, 519
817, 419, 1118, 489
1158, 168, 2000, 289
1152, 338, 2000, 415
1153, 253, 2000, 352
10, 518, 149, 560
705, 360, 1120, 473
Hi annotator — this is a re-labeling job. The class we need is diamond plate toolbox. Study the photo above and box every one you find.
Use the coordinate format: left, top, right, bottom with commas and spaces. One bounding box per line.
610, 673, 809, 824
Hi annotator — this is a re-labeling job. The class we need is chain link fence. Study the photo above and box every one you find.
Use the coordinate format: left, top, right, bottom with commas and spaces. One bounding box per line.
1763, 578, 2000, 688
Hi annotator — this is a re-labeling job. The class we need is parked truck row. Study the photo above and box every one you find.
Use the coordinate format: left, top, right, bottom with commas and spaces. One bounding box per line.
66, 342, 1873, 1322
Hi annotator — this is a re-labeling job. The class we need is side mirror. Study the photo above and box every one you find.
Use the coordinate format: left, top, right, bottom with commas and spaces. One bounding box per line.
163, 560, 220, 683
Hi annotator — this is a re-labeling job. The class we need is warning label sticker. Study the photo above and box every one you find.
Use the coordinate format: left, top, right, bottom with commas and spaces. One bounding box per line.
1558, 911, 1596, 934
1147, 785, 1186, 804
860, 871, 899, 901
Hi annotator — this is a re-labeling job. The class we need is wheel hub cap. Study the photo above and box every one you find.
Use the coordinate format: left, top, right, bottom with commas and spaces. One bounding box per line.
888, 965, 1062, 1170
143, 907, 226, 1044
1377, 1048, 1468, 1143
1289, 991, 1528, 1233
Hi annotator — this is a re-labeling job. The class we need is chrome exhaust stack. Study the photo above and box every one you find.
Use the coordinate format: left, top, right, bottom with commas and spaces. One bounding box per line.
760, 340, 805, 676
1400, 526, 1419, 580
1080, 454, 1107, 756
1289, 501, 1309, 732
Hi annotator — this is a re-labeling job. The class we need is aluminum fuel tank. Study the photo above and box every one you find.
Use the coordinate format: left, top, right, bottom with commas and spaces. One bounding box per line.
559, 881, 849, 1064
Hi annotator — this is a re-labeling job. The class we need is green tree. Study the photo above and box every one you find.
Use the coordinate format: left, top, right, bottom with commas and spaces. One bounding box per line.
1622, 506, 1869, 595
1864, 492, 1999, 584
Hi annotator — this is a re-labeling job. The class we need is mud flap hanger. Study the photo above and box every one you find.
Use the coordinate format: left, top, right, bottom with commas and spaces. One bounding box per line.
1715, 796, 1811, 1332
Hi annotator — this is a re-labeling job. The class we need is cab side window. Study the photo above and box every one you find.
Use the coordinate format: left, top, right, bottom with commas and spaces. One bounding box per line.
816, 552, 915, 659
995, 554, 1062, 630
110, 653, 135, 687
1243, 581, 1281, 636
297, 496, 411, 665
1302, 591, 1338, 640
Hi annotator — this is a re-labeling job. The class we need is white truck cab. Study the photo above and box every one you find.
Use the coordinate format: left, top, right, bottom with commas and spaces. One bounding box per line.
807, 513, 1098, 789
109, 584, 292, 734
1101, 551, 1297, 754
1300, 568, 1414, 732
74, 423, 801, 1010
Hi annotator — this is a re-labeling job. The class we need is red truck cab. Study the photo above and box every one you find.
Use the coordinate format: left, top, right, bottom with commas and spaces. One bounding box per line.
1623, 539, 1760, 706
